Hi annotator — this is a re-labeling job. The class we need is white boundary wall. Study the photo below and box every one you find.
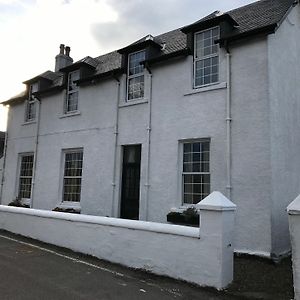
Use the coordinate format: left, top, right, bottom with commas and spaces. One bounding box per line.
287, 195, 300, 299
0, 191, 236, 290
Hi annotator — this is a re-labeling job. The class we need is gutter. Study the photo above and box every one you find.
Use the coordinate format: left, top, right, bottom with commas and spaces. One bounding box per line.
76, 69, 124, 86
0, 118, 9, 204
34, 85, 65, 97
143, 49, 190, 66
31, 97, 42, 208
111, 77, 121, 217
217, 24, 277, 45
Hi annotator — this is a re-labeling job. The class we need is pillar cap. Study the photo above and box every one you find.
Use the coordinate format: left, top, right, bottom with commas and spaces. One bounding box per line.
287, 194, 300, 215
196, 191, 236, 211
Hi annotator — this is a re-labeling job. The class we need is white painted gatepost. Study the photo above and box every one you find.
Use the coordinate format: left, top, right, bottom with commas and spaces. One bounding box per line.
0, 191, 236, 289
287, 195, 300, 299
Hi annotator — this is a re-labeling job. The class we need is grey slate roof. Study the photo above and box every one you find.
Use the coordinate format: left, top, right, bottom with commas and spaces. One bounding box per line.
65, 56, 99, 69
2, 0, 296, 104
94, 51, 122, 74
227, 0, 295, 38
23, 70, 61, 84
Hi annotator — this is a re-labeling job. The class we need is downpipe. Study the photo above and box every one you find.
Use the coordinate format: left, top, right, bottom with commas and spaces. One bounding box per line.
0, 108, 9, 204
111, 78, 120, 217
31, 97, 41, 208
225, 45, 232, 199
145, 63, 153, 220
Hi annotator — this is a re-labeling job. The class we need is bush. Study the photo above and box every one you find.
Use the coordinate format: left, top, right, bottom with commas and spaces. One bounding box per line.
167, 207, 199, 225
52, 207, 80, 214
8, 197, 30, 208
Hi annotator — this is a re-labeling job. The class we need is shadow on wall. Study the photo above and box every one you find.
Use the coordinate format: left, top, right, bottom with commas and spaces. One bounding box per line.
0, 131, 5, 159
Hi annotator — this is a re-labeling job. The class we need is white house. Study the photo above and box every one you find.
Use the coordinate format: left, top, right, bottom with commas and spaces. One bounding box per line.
1, 0, 300, 260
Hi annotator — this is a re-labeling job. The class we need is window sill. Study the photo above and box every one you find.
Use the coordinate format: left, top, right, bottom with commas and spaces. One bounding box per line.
20, 198, 31, 206
184, 82, 227, 96
22, 120, 36, 126
119, 98, 148, 108
59, 111, 81, 119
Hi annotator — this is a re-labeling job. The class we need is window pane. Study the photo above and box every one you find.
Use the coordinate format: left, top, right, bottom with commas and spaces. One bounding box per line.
192, 142, 200, 152
184, 143, 191, 153
192, 163, 201, 172
201, 162, 210, 172
128, 75, 144, 100
66, 71, 79, 113
202, 142, 209, 151
128, 51, 145, 75
183, 163, 192, 172
193, 184, 202, 194
183, 153, 192, 162
194, 28, 219, 87
26, 101, 36, 121
67, 92, 78, 112
184, 194, 193, 204
193, 194, 203, 204
184, 174, 193, 184
184, 184, 193, 193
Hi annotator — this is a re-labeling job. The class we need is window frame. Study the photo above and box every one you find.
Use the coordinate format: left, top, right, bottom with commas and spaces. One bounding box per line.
17, 153, 34, 202
181, 139, 211, 205
25, 83, 38, 122
61, 148, 84, 205
65, 70, 80, 114
127, 50, 146, 101
193, 26, 220, 89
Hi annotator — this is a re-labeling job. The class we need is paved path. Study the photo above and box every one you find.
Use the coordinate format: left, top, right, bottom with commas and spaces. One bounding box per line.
0, 231, 238, 300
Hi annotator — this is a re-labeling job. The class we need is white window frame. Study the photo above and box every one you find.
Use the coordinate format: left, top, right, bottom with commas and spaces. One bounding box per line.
193, 27, 220, 89
181, 139, 210, 205
61, 148, 84, 204
65, 70, 80, 114
17, 153, 34, 202
25, 83, 38, 122
127, 50, 146, 101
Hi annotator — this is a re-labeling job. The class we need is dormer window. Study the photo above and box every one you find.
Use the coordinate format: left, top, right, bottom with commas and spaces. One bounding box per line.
194, 27, 219, 88
25, 83, 38, 122
65, 70, 79, 113
127, 50, 145, 100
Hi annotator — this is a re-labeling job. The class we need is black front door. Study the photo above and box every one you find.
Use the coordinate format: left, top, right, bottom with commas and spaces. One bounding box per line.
120, 145, 141, 220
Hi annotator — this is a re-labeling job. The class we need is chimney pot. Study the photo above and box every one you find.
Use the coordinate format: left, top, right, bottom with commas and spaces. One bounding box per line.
59, 44, 65, 55
65, 46, 71, 57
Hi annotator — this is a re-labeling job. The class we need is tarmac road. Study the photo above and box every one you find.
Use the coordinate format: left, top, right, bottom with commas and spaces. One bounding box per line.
0, 230, 239, 300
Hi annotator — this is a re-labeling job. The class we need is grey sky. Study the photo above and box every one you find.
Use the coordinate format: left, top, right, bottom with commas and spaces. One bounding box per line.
0, 0, 256, 111
91, 0, 255, 52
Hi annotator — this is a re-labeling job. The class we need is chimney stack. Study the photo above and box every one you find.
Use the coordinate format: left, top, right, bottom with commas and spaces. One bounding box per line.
55, 44, 73, 72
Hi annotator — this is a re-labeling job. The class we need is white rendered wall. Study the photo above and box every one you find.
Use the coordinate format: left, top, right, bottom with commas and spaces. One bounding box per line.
268, 5, 300, 257
0, 192, 236, 290
1, 104, 36, 204
230, 37, 272, 256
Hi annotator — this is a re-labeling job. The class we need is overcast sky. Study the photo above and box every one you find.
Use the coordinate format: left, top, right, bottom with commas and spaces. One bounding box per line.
0, 0, 256, 130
